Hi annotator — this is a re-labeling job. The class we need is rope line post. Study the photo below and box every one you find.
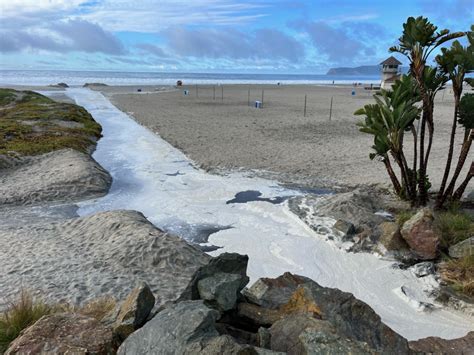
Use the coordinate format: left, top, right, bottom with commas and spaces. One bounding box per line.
304, 94, 307, 117
329, 96, 333, 121
261, 89, 264, 108
213, 86, 215, 100
221, 86, 224, 101
248, 88, 250, 106
196, 84, 198, 98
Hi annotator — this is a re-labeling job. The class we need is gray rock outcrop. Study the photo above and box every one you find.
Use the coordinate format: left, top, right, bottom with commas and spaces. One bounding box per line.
449, 237, 474, 258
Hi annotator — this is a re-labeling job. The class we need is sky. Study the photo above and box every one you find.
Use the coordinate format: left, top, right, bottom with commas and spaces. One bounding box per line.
0, 0, 472, 73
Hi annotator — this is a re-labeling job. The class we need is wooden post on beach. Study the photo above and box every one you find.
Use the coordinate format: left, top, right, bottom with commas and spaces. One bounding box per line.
213, 86, 216, 100
261, 89, 264, 108
304, 94, 307, 117
248, 88, 250, 106
221, 86, 224, 101
329, 96, 333, 121
196, 85, 199, 98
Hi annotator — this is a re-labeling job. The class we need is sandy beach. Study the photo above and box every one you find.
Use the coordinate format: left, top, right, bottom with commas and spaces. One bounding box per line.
100, 84, 472, 192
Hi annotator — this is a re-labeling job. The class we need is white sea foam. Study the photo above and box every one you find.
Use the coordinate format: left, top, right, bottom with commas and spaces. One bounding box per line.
66, 88, 473, 341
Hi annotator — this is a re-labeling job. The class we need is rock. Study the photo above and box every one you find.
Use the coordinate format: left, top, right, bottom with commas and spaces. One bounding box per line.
0, 149, 112, 206
1, 210, 210, 310
409, 331, 474, 354
257, 327, 272, 348
83, 82, 108, 87
238, 303, 285, 326
190, 335, 256, 354
401, 208, 440, 260
5, 313, 113, 355
198, 272, 244, 311
332, 219, 355, 235
117, 300, 219, 354
180, 253, 249, 304
269, 313, 374, 355
449, 237, 474, 258
379, 221, 408, 251
411, 262, 435, 278
243, 272, 312, 309
286, 281, 410, 353
114, 282, 155, 340
49, 82, 69, 88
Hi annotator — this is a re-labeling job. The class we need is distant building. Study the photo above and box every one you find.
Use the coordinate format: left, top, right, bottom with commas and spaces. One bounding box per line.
380, 56, 402, 90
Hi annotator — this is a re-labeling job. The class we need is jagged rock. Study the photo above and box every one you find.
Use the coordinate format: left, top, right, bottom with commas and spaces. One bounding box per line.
379, 221, 408, 251
409, 331, 474, 354
83, 82, 108, 87
286, 281, 409, 353
198, 272, 244, 311
411, 262, 435, 278
5, 313, 113, 355
257, 327, 272, 348
117, 300, 219, 354
332, 219, 355, 235
180, 253, 249, 305
449, 237, 474, 258
243, 272, 312, 309
238, 303, 285, 326
401, 208, 440, 260
269, 314, 375, 354
114, 282, 155, 340
49, 82, 69, 88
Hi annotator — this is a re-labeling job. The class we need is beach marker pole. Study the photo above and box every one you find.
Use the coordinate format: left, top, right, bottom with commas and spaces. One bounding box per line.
222, 86, 224, 101
196, 85, 199, 98
329, 96, 333, 121
248, 89, 250, 106
261, 89, 264, 108
213, 86, 216, 100
304, 94, 307, 117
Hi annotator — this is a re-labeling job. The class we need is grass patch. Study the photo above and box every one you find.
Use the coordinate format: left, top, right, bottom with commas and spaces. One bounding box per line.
439, 256, 474, 298
0, 88, 101, 156
0, 290, 56, 353
74, 296, 116, 322
0, 89, 17, 106
396, 210, 414, 227
435, 211, 474, 250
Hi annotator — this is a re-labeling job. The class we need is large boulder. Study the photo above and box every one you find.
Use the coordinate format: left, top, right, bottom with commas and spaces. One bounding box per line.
117, 300, 219, 354
401, 208, 440, 260
113, 282, 155, 340
449, 237, 474, 258
198, 273, 245, 312
288, 282, 410, 353
378, 221, 408, 251
5, 313, 114, 354
269, 313, 375, 355
409, 331, 474, 354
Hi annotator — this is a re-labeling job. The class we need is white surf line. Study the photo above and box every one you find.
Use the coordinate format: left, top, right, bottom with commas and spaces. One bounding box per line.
66, 88, 473, 341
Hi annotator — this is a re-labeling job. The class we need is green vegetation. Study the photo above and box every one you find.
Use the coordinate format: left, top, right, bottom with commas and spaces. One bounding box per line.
355, 19, 473, 208
440, 256, 474, 297
0, 89, 101, 156
436, 211, 474, 250
0, 290, 55, 353
396, 210, 414, 227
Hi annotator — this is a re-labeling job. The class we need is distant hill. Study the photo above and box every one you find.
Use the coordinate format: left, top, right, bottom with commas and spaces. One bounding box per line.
326, 65, 380, 76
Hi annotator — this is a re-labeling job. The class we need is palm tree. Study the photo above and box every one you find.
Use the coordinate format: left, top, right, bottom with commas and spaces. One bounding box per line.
436, 27, 474, 207
389, 16, 464, 205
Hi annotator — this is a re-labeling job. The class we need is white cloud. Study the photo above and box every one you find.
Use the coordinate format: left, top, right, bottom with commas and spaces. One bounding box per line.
0, 0, 87, 16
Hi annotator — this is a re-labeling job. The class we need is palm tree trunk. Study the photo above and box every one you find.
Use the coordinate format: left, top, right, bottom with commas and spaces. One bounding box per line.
440, 129, 473, 205
452, 161, 473, 201
411, 125, 418, 201
418, 102, 428, 205
436, 91, 461, 208
383, 156, 402, 195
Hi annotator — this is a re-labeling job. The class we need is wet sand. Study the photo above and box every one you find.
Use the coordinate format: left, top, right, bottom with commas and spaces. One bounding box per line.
101, 84, 472, 192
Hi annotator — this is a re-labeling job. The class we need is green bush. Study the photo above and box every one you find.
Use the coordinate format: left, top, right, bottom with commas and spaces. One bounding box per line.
0, 290, 55, 353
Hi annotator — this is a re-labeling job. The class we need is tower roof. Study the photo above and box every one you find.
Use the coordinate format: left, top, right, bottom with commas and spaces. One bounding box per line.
380, 56, 402, 66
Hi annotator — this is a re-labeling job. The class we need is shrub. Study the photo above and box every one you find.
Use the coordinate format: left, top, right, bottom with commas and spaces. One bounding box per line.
0, 290, 55, 353
435, 211, 474, 249
440, 256, 474, 297
396, 210, 414, 227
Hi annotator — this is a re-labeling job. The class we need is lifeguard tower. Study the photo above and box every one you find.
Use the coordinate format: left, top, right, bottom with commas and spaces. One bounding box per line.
380, 56, 402, 90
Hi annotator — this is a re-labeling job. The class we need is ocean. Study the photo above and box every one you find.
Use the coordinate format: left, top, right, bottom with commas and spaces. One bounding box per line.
0, 70, 380, 86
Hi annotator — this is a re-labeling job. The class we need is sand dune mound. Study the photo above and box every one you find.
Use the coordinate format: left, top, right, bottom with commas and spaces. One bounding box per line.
0, 149, 111, 206
0, 210, 210, 310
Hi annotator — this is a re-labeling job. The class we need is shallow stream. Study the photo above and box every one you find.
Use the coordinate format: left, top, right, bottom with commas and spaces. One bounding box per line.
66, 88, 473, 340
